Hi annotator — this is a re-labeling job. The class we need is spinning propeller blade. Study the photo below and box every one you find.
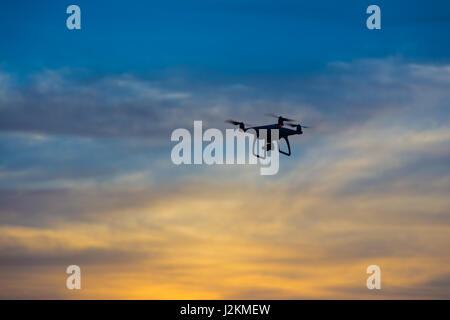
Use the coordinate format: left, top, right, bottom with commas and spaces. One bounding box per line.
265, 113, 296, 122
225, 119, 248, 130
225, 119, 244, 125
287, 123, 311, 128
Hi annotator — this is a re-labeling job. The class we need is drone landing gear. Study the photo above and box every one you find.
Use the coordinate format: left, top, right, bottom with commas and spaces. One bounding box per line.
279, 137, 291, 156
251, 138, 268, 159
252, 137, 291, 158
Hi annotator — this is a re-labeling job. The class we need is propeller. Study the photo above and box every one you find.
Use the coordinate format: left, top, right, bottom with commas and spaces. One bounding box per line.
225, 119, 247, 130
225, 119, 244, 125
287, 123, 311, 129
265, 113, 296, 122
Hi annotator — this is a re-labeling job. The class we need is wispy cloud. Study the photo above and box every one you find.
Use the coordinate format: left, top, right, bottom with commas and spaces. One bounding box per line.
1, 58, 449, 298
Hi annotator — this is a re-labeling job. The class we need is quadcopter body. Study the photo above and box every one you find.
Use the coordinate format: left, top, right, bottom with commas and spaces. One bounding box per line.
226, 114, 309, 158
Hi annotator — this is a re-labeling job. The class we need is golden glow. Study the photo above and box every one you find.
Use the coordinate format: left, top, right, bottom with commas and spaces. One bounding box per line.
1, 127, 449, 299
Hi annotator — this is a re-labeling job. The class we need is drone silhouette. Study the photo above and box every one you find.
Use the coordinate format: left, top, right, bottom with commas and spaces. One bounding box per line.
226, 114, 309, 158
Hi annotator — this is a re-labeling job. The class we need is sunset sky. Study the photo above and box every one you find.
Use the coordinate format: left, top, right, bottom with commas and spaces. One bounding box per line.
1, 0, 450, 299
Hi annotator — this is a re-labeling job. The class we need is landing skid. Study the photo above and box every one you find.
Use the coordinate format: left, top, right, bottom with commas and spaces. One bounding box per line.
252, 137, 291, 158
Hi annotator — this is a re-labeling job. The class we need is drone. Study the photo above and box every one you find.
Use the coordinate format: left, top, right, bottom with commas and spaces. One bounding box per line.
226, 114, 309, 158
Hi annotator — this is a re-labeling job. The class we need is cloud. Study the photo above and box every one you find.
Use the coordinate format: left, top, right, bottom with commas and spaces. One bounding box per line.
0, 70, 194, 139
1, 58, 449, 141
1, 58, 450, 298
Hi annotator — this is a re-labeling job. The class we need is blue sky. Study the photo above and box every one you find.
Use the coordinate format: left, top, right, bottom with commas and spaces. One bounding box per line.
1, 1, 450, 299
1, 0, 450, 75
